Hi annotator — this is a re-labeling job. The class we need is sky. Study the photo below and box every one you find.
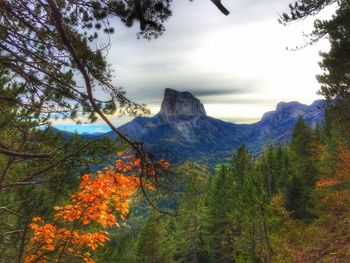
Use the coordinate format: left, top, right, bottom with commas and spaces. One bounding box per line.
54, 0, 336, 134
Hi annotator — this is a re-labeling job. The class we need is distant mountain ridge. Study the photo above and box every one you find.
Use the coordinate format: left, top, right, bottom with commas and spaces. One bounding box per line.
244, 99, 325, 153
103, 88, 325, 164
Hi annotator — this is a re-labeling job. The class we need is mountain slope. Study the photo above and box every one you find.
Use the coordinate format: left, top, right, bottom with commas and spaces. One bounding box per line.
115, 114, 250, 164
244, 99, 325, 152
104, 89, 325, 164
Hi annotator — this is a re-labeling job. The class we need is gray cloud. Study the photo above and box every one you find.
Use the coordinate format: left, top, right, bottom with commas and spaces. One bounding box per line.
188, 88, 247, 97
87, 0, 328, 121
122, 79, 262, 105
200, 96, 279, 106
99, 0, 294, 102
52, 0, 334, 134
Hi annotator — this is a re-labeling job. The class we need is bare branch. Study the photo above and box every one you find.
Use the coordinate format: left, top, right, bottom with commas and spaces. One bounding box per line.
46, 0, 139, 150
211, 0, 230, 16
139, 166, 177, 216
0, 142, 53, 159
23, 140, 97, 182
2, 229, 25, 236
0, 181, 42, 189
0, 207, 30, 218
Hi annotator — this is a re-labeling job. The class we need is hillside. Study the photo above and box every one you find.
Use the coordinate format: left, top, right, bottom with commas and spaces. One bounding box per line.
104, 88, 325, 164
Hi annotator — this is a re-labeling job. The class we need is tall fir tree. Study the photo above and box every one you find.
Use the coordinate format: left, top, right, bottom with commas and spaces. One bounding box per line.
206, 164, 235, 263
172, 163, 210, 263
136, 211, 164, 263
286, 117, 318, 219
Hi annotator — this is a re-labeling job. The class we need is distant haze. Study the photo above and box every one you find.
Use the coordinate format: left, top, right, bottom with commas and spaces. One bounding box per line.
54, 0, 336, 133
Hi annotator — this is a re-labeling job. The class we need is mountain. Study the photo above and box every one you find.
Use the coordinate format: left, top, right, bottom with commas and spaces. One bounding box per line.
104, 88, 325, 165
244, 99, 325, 152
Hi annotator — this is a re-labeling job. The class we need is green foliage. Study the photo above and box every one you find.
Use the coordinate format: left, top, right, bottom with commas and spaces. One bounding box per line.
106, 112, 350, 262
1, 1, 350, 260
286, 117, 318, 220
282, 0, 350, 146
229, 145, 252, 187
206, 164, 236, 262
316, 1, 350, 100
92, 114, 350, 262
0, 68, 122, 261
280, 0, 336, 23
136, 211, 165, 263
172, 164, 210, 263
0, 0, 151, 124
257, 145, 291, 198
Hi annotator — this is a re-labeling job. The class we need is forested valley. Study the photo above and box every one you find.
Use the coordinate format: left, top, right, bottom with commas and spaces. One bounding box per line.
95, 114, 350, 262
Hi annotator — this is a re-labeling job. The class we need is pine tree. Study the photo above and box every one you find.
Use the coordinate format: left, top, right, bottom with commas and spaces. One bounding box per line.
136, 211, 164, 263
286, 117, 318, 219
230, 145, 252, 187
233, 169, 272, 262
275, 145, 292, 194
258, 145, 278, 198
206, 164, 235, 262
281, 0, 350, 146
206, 145, 254, 262
172, 164, 210, 263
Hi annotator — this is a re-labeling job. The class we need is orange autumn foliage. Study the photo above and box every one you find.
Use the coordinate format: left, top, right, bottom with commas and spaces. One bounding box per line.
336, 145, 350, 179
316, 178, 339, 189
53, 168, 139, 227
316, 143, 350, 190
26, 219, 108, 263
25, 155, 170, 263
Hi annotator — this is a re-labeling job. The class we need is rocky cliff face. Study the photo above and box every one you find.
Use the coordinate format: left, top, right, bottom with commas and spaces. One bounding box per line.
160, 88, 206, 118
158, 88, 208, 141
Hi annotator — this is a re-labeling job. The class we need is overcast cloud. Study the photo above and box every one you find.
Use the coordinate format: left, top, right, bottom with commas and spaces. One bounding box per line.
54, 0, 336, 132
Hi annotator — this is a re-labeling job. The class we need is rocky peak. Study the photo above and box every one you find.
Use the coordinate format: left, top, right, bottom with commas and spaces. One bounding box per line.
160, 88, 206, 118
261, 100, 325, 123
275, 101, 304, 112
